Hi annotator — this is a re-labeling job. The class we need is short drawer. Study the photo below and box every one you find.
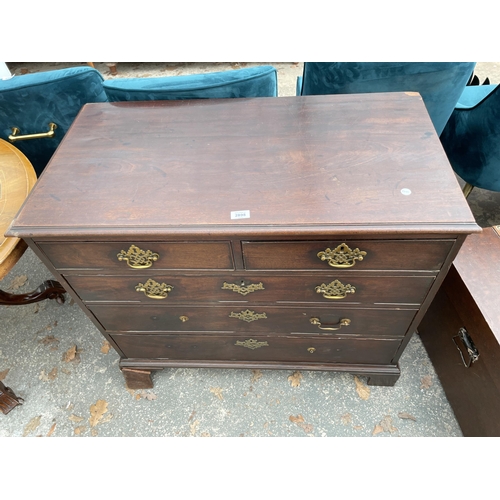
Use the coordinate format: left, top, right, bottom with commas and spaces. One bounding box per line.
88, 304, 417, 336
111, 333, 401, 365
38, 241, 234, 271
242, 240, 455, 271
67, 274, 434, 306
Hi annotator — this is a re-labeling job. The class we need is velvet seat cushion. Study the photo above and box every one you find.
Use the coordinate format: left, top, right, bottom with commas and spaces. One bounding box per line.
103, 65, 278, 101
297, 62, 476, 135
440, 84, 500, 192
0, 66, 107, 176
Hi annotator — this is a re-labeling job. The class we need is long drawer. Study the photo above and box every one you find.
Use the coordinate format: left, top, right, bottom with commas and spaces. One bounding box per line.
111, 333, 401, 364
38, 241, 234, 271
67, 274, 435, 306
242, 240, 455, 271
89, 304, 417, 336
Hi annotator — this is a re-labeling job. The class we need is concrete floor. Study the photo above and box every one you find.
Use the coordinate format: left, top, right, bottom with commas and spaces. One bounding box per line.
1, 62, 500, 438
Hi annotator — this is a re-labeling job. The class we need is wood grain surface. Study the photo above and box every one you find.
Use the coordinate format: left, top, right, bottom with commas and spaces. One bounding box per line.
65, 273, 434, 306
8, 94, 478, 238
111, 333, 401, 365
0, 139, 36, 278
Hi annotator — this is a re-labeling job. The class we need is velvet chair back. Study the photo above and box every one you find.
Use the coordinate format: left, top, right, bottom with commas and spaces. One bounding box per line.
103, 65, 278, 101
0, 66, 107, 176
297, 62, 476, 135
440, 84, 500, 192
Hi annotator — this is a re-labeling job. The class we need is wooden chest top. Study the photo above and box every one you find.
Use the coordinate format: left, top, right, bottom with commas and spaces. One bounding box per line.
8, 93, 478, 238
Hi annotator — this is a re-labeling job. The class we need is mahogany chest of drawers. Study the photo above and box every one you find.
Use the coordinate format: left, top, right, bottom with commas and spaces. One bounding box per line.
7, 94, 480, 389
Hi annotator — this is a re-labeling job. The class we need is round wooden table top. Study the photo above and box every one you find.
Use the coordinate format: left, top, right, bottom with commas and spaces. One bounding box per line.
0, 139, 37, 279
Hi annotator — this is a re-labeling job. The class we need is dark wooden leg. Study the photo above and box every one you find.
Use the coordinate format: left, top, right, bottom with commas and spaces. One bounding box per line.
366, 373, 401, 387
0, 381, 24, 415
0, 279, 66, 306
121, 367, 154, 389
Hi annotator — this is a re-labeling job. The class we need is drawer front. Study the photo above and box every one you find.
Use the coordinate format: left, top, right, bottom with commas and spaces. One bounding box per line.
38, 241, 234, 271
89, 304, 416, 336
67, 274, 434, 306
111, 333, 401, 365
242, 240, 454, 271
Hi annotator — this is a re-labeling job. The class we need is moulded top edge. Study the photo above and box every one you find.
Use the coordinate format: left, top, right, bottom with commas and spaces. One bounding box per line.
6, 221, 482, 240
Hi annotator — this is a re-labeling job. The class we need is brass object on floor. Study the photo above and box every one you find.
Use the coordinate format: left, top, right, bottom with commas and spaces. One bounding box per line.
9, 122, 57, 142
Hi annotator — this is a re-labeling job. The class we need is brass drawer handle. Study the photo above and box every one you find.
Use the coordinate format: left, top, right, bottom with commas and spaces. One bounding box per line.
222, 281, 265, 295
229, 309, 267, 322
117, 244, 159, 269
135, 278, 173, 299
235, 339, 269, 349
8, 122, 57, 142
315, 279, 356, 299
310, 317, 351, 331
307, 347, 316, 354
317, 243, 367, 268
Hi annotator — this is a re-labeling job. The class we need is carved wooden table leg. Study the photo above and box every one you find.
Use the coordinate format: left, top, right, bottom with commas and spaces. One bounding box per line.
0, 279, 66, 306
0, 381, 24, 415
121, 367, 154, 390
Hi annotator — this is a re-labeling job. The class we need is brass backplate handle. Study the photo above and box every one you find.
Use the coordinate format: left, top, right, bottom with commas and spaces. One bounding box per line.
317, 243, 367, 268
117, 244, 159, 269
310, 317, 351, 331
315, 279, 356, 299
135, 278, 173, 299
9, 122, 57, 142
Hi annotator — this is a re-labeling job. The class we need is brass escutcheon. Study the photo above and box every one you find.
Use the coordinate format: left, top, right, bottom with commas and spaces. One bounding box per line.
235, 339, 269, 350
117, 244, 159, 269
135, 278, 173, 299
229, 309, 267, 323
222, 281, 265, 296
317, 243, 367, 268
307, 347, 316, 354
310, 317, 351, 331
179, 316, 189, 322
315, 279, 356, 299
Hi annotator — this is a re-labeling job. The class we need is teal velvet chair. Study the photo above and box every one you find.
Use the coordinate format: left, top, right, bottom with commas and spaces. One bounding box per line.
439, 83, 500, 197
296, 62, 476, 136
103, 65, 278, 101
0, 66, 107, 176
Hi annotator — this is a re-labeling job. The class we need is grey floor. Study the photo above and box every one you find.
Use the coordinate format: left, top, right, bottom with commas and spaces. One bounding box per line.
1, 62, 500, 438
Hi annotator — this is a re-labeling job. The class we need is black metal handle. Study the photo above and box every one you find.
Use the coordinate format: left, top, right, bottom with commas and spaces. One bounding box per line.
453, 327, 479, 368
